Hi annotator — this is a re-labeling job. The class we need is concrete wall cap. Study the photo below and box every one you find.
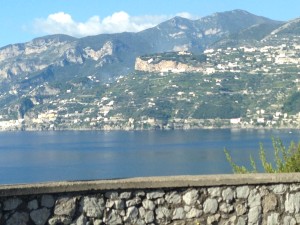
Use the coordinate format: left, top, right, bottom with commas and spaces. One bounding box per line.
1, 173, 300, 197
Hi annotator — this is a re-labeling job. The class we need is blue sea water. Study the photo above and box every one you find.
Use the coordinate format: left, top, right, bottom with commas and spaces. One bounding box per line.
0, 129, 299, 184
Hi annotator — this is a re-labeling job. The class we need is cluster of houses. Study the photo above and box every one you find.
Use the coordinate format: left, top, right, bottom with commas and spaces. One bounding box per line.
204, 43, 300, 75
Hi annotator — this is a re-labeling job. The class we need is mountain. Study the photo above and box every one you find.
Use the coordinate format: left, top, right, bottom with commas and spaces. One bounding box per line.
0, 10, 281, 82
263, 17, 300, 40
212, 22, 283, 48
0, 9, 300, 130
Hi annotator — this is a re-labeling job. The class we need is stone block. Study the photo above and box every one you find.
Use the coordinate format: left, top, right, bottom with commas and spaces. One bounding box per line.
30, 208, 50, 225
3, 198, 22, 211
203, 198, 218, 214
54, 197, 76, 217
41, 195, 55, 208
183, 189, 199, 206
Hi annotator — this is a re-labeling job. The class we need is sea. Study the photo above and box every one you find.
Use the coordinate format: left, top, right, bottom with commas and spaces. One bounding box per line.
0, 129, 299, 184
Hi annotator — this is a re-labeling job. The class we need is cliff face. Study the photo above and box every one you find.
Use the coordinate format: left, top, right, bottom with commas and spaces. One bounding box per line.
0, 36, 76, 79
135, 57, 204, 73
0, 37, 116, 80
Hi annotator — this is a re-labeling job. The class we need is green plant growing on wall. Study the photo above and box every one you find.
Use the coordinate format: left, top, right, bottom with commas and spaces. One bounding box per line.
224, 138, 300, 173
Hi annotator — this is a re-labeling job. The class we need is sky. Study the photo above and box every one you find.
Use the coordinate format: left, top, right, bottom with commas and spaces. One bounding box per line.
0, 0, 300, 48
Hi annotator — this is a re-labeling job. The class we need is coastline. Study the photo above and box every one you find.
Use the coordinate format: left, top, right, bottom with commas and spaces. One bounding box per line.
0, 125, 298, 132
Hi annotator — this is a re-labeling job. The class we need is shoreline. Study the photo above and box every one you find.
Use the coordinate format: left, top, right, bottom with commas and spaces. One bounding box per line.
0, 126, 299, 132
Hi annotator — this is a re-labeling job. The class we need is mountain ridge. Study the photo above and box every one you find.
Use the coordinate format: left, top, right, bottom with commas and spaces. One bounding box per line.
0, 9, 284, 82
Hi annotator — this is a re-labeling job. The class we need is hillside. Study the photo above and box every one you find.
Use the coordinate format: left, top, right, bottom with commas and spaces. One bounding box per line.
2, 41, 300, 131
0, 10, 300, 130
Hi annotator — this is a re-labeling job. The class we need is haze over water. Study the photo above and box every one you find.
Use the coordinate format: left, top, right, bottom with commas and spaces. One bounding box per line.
0, 129, 299, 184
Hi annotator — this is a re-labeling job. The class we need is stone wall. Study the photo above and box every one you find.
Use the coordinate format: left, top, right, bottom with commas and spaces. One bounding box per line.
1, 174, 300, 225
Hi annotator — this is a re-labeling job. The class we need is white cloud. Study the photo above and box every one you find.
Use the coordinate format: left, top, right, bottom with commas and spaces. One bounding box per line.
32, 11, 200, 37
176, 12, 200, 20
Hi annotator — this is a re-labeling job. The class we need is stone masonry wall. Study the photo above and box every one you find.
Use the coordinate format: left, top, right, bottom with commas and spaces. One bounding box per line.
1, 174, 300, 225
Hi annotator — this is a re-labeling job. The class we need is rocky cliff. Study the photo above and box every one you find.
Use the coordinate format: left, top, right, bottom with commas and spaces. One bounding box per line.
0, 36, 116, 80
135, 52, 206, 73
135, 57, 204, 73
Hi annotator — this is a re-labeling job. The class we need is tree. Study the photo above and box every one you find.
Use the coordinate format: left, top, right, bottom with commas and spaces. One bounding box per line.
224, 138, 300, 173
18, 97, 34, 118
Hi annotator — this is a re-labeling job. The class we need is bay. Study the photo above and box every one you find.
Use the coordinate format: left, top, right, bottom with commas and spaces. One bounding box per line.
0, 129, 299, 184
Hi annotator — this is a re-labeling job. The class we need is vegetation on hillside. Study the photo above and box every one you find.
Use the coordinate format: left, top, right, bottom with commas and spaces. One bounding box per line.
282, 92, 300, 114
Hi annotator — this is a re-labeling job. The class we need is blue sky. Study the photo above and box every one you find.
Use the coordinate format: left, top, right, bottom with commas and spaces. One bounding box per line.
1, 0, 299, 48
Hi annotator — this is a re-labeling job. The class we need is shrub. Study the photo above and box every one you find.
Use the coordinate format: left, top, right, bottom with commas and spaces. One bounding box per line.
224, 137, 300, 173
